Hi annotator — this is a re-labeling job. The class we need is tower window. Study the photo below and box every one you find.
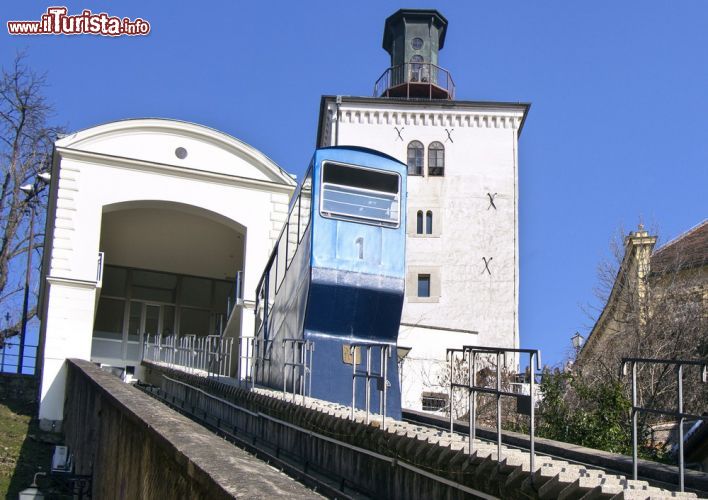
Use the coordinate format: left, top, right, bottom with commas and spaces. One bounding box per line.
428, 142, 444, 176
425, 211, 433, 235
407, 141, 424, 176
416, 210, 424, 234
411, 37, 424, 50
407, 267, 440, 302
410, 55, 424, 82
417, 274, 431, 298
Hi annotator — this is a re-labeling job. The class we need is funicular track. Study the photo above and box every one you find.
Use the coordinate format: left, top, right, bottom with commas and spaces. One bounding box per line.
401, 409, 708, 498
136, 381, 366, 500
136, 372, 500, 499
137, 362, 704, 499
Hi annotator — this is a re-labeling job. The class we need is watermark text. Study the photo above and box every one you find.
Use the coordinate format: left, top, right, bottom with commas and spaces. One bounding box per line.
7, 7, 150, 36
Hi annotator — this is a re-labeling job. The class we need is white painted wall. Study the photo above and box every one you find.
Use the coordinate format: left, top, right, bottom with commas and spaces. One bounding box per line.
38, 119, 295, 427
319, 98, 526, 410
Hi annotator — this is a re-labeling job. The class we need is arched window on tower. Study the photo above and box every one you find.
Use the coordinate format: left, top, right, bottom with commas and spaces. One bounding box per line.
428, 142, 444, 176
416, 210, 424, 234
410, 55, 424, 82
407, 141, 424, 176
426, 211, 433, 234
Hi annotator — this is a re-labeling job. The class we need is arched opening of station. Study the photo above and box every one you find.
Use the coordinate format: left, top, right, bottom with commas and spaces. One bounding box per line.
90, 201, 246, 375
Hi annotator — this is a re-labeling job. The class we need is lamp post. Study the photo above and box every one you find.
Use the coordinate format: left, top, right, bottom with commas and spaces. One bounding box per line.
17, 172, 50, 374
571, 331, 584, 355
1, 312, 9, 371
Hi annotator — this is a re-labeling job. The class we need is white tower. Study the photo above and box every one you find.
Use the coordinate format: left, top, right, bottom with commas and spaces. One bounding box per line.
316, 9, 529, 411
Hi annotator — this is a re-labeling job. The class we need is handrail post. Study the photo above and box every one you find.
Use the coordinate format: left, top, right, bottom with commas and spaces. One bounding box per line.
351, 345, 356, 420
308, 342, 314, 398
382, 345, 388, 430
449, 350, 454, 435
365, 345, 371, 424
471, 351, 477, 453
631, 360, 638, 481
290, 340, 295, 401
379, 346, 385, 417
529, 351, 536, 474
677, 363, 684, 492
282, 340, 287, 398
299, 341, 305, 403
468, 349, 473, 454
496, 351, 502, 460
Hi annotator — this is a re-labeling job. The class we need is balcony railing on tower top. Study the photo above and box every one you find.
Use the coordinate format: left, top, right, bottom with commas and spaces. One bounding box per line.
374, 63, 455, 100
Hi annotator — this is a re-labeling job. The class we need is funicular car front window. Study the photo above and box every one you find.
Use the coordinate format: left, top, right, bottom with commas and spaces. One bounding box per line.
320, 162, 400, 227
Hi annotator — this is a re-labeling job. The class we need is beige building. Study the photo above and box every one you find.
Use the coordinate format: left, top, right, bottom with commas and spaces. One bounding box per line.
577, 220, 707, 373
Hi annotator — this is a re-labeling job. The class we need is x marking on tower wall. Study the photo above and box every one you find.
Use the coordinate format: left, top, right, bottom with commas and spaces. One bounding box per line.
487, 192, 498, 210
394, 127, 404, 141
482, 257, 493, 275
444, 128, 454, 143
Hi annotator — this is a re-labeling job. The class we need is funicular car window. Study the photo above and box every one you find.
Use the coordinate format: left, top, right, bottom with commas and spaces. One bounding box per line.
320, 162, 400, 227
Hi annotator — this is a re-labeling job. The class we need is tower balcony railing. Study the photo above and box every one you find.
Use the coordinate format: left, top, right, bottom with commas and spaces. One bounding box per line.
374, 63, 455, 100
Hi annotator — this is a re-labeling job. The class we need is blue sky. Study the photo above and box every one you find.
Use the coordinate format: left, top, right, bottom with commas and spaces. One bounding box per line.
2, 1, 707, 367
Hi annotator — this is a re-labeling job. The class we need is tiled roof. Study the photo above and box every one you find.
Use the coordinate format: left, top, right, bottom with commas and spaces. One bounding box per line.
651, 219, 708, 274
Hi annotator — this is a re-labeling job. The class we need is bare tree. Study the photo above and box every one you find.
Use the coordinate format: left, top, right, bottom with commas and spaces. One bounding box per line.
576, 223, 707, 443
435, 353, 527, 431
0, 53, 62, 347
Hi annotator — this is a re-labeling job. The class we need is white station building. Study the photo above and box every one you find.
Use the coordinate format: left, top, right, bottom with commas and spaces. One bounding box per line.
37, 9, 527, 428
37, 119, 295, 429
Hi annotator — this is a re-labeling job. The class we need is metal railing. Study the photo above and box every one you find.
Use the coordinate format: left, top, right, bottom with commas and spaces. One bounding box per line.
350, 343, 392, 430
236, 335, 255, 387
622, 357, 708, 492
374, 63, 455, 99
281, 338, 314, 403
447, 345, 542, 474
143, 334, 233, 378
0, 338, 38, 375
252, 336, 274, 387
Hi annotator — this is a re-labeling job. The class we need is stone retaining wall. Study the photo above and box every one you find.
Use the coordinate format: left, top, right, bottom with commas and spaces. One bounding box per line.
63, 359, 321, 499
0, 373, 39, 404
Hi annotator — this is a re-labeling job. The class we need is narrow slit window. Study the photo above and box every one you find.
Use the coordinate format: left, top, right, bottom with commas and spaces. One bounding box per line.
416, 210, 424, 234
425, 211, 433, 235
417, 274, 431, 298
320, 162, 400, 227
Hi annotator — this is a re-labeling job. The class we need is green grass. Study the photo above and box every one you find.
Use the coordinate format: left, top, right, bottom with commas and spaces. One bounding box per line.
0, 398, 56, 498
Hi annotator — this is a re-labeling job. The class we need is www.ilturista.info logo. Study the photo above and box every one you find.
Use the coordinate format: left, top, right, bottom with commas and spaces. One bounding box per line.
7, 7, 150, 36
